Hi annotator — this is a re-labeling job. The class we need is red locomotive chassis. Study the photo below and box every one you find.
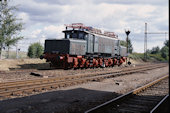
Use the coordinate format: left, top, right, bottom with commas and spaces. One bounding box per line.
42, 53, 126, 69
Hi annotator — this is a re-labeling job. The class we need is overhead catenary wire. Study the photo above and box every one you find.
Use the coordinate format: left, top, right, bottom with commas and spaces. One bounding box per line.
144, 23, 168, 61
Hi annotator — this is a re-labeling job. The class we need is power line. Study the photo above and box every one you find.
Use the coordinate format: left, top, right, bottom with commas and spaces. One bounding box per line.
147, 32, 168, 34
144, 23, 168, 61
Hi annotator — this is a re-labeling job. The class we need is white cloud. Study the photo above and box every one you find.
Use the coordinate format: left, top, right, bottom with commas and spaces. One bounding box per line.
42, 25, 65, 39
28, 25, 65, 40
43, 25, 65, 37
9, 0, 168, 53
17, 12, 30, 23
30, 29, 42, 38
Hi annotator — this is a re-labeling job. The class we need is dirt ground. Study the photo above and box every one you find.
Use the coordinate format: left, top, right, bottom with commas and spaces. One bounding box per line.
0, 59, 49, 71
0, 65, 168, 113
0, 58, 146, 71
0, 58, 149, 82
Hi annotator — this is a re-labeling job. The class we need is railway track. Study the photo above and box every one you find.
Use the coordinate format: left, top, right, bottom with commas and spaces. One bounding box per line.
85, 75, 169, 113
0, 64, 150, 82
0, 63, 168, 100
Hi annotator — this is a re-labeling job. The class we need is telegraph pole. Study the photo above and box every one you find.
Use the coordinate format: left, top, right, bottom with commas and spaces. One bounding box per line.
144, 23, 147, 60
16, 44, 18, 59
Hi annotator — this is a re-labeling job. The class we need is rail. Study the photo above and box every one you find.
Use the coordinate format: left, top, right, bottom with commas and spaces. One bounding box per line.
0, 63, 168, 100
85, 75, 169, 113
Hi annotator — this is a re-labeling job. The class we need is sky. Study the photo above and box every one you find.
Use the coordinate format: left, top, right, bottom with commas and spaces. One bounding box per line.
8, 0, 169, 53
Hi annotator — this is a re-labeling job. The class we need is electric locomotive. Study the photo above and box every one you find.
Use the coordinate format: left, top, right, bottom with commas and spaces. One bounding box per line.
40, 23, 127, 69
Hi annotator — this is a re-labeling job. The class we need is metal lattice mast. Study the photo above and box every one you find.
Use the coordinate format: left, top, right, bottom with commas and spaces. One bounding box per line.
144, 23, 147, 60
144, 23, 168, 61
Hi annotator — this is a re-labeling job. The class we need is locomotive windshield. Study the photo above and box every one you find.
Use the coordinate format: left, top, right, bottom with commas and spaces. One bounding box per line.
72, 32, 77, 38
63, 30, 86, 40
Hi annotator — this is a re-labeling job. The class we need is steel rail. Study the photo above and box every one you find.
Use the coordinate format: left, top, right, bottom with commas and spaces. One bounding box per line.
0, 63, 166, 91
0, 63, 166, 87
85, 75, 169, 113
150, 94, 169, 113
0, 63, 168, 99
0, 64, 167, 97
0, 64, 149, 86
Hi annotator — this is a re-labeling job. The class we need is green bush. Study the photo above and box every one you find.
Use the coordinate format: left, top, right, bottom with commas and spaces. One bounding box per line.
160, 46, 169, 60
27, 43, 43, 58
129, 53, 167, 62
130, 40, 169, 62
149, 54, 165, 61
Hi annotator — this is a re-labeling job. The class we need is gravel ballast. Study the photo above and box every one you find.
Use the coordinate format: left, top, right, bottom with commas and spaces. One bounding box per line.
0, 66, 169, 113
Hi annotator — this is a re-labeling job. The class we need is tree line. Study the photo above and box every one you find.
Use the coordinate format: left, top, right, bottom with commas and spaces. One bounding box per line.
147, 40, 169, 61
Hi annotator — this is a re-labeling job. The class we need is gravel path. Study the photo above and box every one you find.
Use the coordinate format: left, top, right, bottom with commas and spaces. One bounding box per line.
0, 66, 168, 113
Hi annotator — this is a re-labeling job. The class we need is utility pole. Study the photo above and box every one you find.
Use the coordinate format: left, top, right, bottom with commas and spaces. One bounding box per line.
144, 23, 168, 61
125, 30, 130, 65
16, 43, 18, 59
16, 42, 21, 59
144, 23, 147, 60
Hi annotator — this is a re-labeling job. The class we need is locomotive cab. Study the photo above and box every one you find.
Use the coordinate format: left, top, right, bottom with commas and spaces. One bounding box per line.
63, 30, 88, 40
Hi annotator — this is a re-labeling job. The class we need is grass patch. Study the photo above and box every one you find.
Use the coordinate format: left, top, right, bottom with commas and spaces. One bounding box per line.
129, 52, 168, 62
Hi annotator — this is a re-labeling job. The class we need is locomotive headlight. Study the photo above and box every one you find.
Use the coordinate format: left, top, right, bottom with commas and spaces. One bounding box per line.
56, 56, 64, 61
60, 56, 64, 60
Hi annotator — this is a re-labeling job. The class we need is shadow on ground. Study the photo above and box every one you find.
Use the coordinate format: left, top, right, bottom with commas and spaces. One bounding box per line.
8, 63, 54, 70
0, 87, 168, 113
0, 88, 120, 113
0, 87, 169, 113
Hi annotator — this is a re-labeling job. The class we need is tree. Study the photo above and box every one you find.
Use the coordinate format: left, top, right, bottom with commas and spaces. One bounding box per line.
164, 40, 169, 47
0, 0, 23, 59
27, 42, 43, 58
128, 39, 133, 53
160, 40, 169, 60
161, 46, 169, 60
150, 46, 160, 54
120, 40, 126, 47
27, 45, 35, 58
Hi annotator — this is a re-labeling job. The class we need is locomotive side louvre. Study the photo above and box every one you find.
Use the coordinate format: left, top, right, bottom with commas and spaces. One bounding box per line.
114, 40, 120, 56
86, 32, 120, 57
120, 46, 127, 57
69, 39, 86, 55
94, 35, 99, 53
86, 34, 93, 53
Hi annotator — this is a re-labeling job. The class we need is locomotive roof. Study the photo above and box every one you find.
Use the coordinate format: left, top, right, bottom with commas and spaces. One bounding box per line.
85, 30, 119, 40
63, 29, 119, 40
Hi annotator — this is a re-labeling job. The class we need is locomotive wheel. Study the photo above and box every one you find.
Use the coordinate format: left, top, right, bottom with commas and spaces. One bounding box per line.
104, 59, 109, 67
85, 60, 90, 69
100, 61, 105, 68
73, 58, 78, 69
